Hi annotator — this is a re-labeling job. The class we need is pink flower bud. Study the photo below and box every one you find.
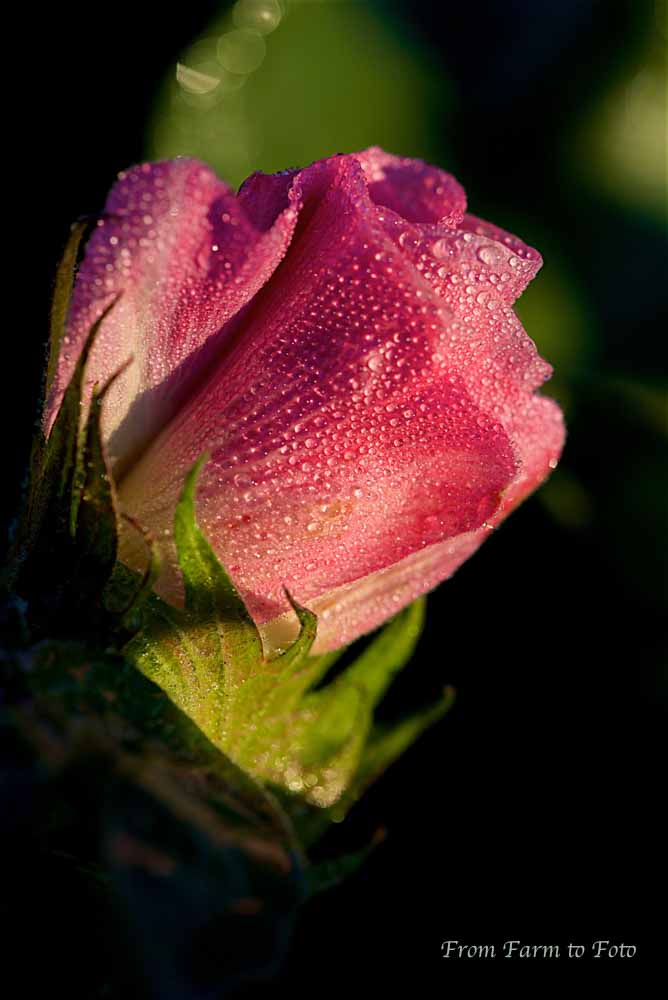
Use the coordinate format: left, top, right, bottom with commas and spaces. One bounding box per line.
48, 149, 564, 652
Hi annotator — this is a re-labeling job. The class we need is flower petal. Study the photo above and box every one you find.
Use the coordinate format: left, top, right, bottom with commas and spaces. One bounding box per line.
355, 146, 467, 227
262, 394, 564, 653
55, 149, 561, 652
47, 158, 300, 472
118, 154, 518, 620
457, 213, 543, 304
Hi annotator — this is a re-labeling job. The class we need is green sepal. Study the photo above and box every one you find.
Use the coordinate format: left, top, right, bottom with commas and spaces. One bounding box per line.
71, 373, 126, 590
104, 518, 163, 627
294, 688, 455, 846
45, 218, 90, 400
124, 460, 326, 770
331, 597, 425, 707
333, 686, 455, 817
174, 455, 264, 674
37, 296, 117, 527
9, 299, 121, 635
11, 219, 90, 561
124, 461, 446, 823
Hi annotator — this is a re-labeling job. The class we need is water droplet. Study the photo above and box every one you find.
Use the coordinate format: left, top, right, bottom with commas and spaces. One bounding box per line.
477, 244, 504, 268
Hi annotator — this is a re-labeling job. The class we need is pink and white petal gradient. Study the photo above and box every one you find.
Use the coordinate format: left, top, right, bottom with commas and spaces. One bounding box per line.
52, 149, 565, 652
46, 158, 300, 473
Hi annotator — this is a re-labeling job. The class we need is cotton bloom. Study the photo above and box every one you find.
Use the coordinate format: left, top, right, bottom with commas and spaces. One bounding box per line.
47, 149, 564, 652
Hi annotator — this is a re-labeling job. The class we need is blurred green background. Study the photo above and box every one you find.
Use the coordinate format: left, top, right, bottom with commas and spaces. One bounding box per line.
5, 0, 667, 989
146, 0, 667, 609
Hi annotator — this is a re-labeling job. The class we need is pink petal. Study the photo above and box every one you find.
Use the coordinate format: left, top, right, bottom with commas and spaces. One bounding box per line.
263, 395, 564, 653
355, 146, 467, 227
54, 148, 564, 652
261, 532, 484, 654
46, 158, 300, 472
458, 213, 543, 304
117, 154, 519, 620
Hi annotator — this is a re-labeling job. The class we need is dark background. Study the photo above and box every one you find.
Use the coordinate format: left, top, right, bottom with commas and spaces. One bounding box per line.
3, 0, 666, 991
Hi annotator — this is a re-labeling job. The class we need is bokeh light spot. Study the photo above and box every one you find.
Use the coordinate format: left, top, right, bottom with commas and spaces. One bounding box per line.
217, 29, 267, 75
